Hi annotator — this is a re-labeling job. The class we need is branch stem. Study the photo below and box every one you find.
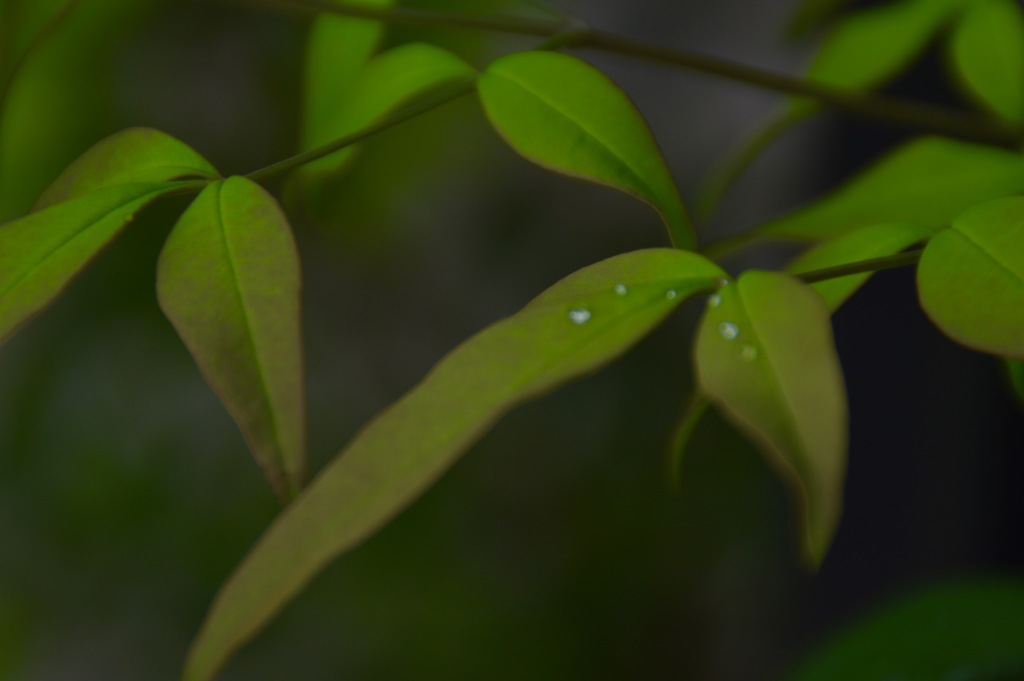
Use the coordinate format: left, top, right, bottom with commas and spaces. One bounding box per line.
245, 80, 476, 184
239, 0, 1023, 147
795, 248, 924, 284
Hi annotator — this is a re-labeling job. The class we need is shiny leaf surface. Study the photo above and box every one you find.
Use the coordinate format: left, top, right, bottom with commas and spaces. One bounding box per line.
478, 51, 694, 249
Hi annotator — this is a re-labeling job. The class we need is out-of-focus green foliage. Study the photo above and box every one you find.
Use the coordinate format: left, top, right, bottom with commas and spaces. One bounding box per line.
786, 579, 1024, 681
759, 138, 1024, 240
948, 0, 1024, 125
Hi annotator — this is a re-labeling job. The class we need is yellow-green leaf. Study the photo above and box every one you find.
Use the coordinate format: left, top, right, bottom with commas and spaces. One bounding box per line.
917, 195, 1024, 359
300, 0, 392, 155
788, 222, 933, 310
33, 127, 219, 210
478, 51, 695, 250
295, 42, 475, 184
948, 0, 1024, 124
157, 177, 306, 502
0, 181, 178, 344
759, 137, 1024, 241
695, 271, 847, 566
182, 248, 725, 681
794, 0, 966, 115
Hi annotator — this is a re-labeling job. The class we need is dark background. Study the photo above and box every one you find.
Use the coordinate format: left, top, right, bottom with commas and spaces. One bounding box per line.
0, 0, 1021, 678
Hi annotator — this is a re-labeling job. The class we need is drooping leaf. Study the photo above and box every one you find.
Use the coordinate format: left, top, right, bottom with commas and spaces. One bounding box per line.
294, 42, 475, 183
759, 137, 1024, 241
157, 177, 306, 502
787, 222, 933, 310
695, 271, 847, 566
182, 248, 725, 681
917, 195, 1024, 360
948, 0, 1024, 124
478, 51, 695, 250
0, 181, 178, 345
785, 579, 1024, 681
300, 0, 392, 155
33, 127, 219, 210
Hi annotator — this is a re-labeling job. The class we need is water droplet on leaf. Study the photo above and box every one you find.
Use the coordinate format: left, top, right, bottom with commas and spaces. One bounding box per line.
614, 284, 628, 296
719, 322, 739, 340
568, 308, 591, 325
707, 294, 721, 308
741, 345, 758, 361
665, 289, 677, 300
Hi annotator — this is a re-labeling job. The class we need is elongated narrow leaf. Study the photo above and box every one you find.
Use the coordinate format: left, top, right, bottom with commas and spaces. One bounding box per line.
948, 0, 1024, 124
157, 177, 305, 502
917, 195, 1024, 359
0, 181, 178, 344
788, 222, 932, 310
296, 42, 475, 182
301, 0, 391, 154
478, 51, 694, 250
695, 271, 847, 565
33, 127, 219, 210
183, 248, 725, 681
759, 137, 1024, 241
786, 579, 1024, 681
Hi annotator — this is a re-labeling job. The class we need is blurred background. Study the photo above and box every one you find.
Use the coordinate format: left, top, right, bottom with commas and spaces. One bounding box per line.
0, 0, 1022, 679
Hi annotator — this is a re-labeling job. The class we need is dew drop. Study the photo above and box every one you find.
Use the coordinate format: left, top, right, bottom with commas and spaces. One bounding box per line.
707, 294, 722, 308
740, 344, 758, 361
614, 284, 628, 296
568, 308, 591, 325
718, 322, 739, 340
716, 278, 730, 287
665, 289, 678, 300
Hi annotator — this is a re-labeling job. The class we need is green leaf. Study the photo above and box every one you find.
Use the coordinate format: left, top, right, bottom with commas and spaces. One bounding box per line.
33, 127, 218, 210
787, 0, 853, 38
759, 137, 1024, 241
785, 579, 1024, 681
695, 271, 847, 566
1005, 359, 1024, 408
0, 181, 177, 345
295, 42, 476, 183
182, 248, 725, 681
0, 0, 159, 220
478, 51, 695, 250
157, 177, 306, 502
917, 195, 1024, 359
787, 222, 933, 310
300, 0, 392, 155
794, 0, 969, 115
948, 0, 1024, 124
